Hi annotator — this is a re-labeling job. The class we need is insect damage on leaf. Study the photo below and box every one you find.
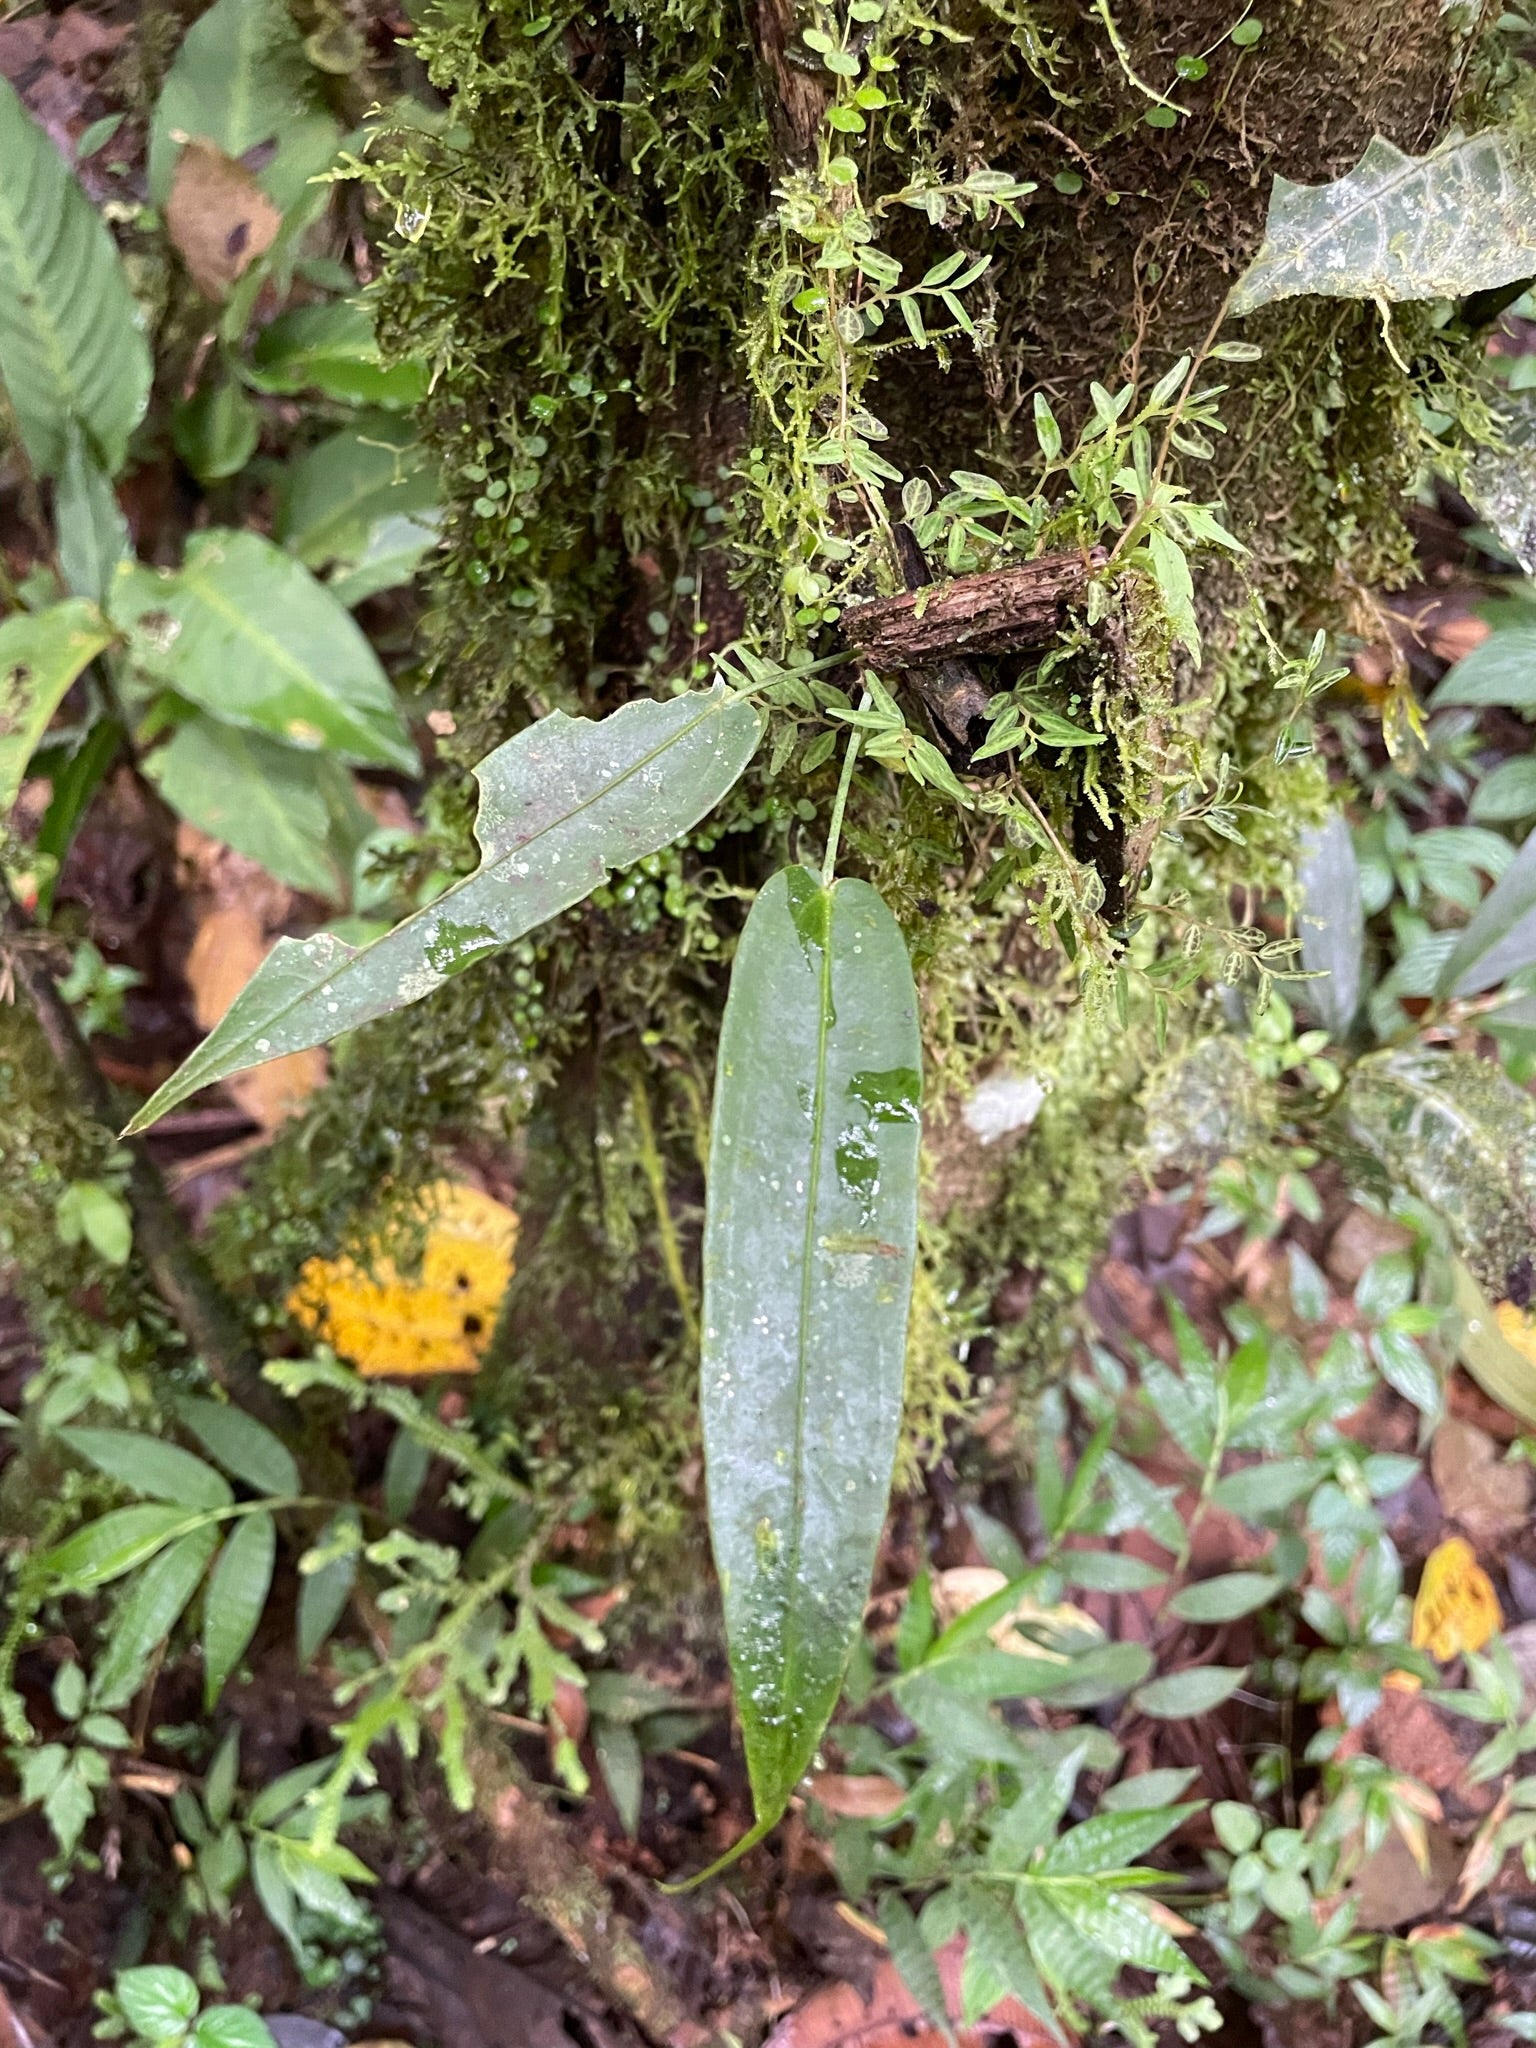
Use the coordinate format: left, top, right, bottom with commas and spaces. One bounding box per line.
287, 1180, 517, 1376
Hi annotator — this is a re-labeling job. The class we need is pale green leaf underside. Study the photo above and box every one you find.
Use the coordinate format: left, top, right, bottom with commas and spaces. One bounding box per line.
0, 600, 112, 812
111, 530, 418, 771
147, 715, 342, 897
1233, 129, 1536, 315
125, 685, 764, 1133
0, 77, 152, 476
701, 865, 921, 1831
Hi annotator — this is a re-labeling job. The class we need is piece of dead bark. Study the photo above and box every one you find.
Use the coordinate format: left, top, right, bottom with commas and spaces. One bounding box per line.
841, 552, 1097, 668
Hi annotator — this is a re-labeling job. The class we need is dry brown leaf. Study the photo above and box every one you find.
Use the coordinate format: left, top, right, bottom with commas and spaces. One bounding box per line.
1345, 1822, 1462, 1931
806, 1775, 908, 1819
166, 139, 281, 299
185, 903, 325, 1128
1430, 1421, 1532, 1549
765, 1938, 1058, 2048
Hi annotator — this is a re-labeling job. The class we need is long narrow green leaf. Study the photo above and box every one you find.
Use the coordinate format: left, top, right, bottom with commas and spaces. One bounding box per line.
60, 1428, 232, 1511
125, 685, 764, 1133
91, 1525, 221, 1708
0, 602, 112, 812
0, 77, 151, 475
702, 865, 920, 1839
1436, 824, 1536, 996
203, 1510, 276, 1705
39, 1504, 207, 1590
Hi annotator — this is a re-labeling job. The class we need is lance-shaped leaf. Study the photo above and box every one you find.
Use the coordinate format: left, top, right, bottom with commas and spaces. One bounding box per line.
1436, 822, 1536, 997
0, 77, 152, 477
1232, 128, 1536, 316
701, 865, 921, 1846
1297, 811, 1364, 1038
125, 686, 764, 1133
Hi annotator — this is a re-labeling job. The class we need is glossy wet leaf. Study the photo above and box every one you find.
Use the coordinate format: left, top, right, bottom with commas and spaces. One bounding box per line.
701, 865, 921, 1841
125, 685, 763, 1133
111, 531, 418, 771
1296, 811, 1364, 1038
148, 0, 338, 212
0, 600, 112, 812
0, 77, 152, 477
1233, 128, 1536, 314
1344, 1047, 1536, 1307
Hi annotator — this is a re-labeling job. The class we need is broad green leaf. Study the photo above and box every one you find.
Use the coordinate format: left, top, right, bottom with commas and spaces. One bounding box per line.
1131, 1665, 1247, 1719
276, 421, 440, 572
1344, 1047, 1536, 1305
327, 513, 440, 607
701, 866, 921, 1839
1433, 621, 1536, 714
1036, 1883, 1190, 1980
110, 531, 417, 771
146, 715, 343, 897
60, 1427, 232, 1511
56, 427, 132, 605
0, 601, 112, 812
92, 1524, 220, 1708
116, 1967, 200, 2040
125, 684, 764, 1133
1099, 1767, 1200, 1813
1297, 812, 1363, 1038
173, 374, 261, 484
148, 0, 339, 211
1434, 823, 1536, 996
1471, 756, 1536, 824
382, 1426, 431, 1523
960, 1890, 1063, 2042
1232, 129, 1536, 315
248, 303, 426, 410
1166, 1572, 1280, 1623
194, 2009, 277, 2048
0, 77, 151, 476
39, 1503, 207, 1589
1210, 1456, 1316, 1518
297, 1507, 360, 1664
203, 1509, 276, 1705
175, 1395, 300, 1497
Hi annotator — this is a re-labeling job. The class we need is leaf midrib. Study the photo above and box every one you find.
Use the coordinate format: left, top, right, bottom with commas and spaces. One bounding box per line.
0, 118, 83, 456
130, 690, 745, 1121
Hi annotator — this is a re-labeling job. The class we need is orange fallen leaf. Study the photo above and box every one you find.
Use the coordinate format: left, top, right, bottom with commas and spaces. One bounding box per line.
166, 139, 281, 298
807, 1774, 909, 1819
1411, 1537, 1501, 1663
288, 1180, 518, 1376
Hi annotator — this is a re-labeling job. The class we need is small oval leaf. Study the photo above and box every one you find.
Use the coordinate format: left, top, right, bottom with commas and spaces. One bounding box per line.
702, 865, 921, 1837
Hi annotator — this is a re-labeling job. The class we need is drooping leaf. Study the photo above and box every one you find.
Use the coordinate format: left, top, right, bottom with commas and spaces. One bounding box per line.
1232, 128, 1536, 316
110, 531, 418, 770
0, 77, 152, 476
174, 1395, 300, 1498
56, 427, 132, 605
276, 420, 440, 573
1433, 822, 1536, 996
91, 1524, 221, 1708
0, 601, 112, 813
1433, 620, 1536, 715
1344, 1047, 1536, 1309
1130, 1665, 1248, 1718
124, 685, 764, 1133
1470, 756, 1536, 825
701, 865, 921, 1841
146, 715, 343, 897
1297, 811, 1364, 1038
39, 1503, 208, 1590
203, 1509, 276, 1705
147, 0, 339, 212
60, 1427, 233, 1511
248, 303, 426, 410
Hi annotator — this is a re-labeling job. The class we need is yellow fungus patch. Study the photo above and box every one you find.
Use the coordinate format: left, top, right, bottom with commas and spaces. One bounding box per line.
1410, 1536, 1501, 1664
287, 1180, 517, 1376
